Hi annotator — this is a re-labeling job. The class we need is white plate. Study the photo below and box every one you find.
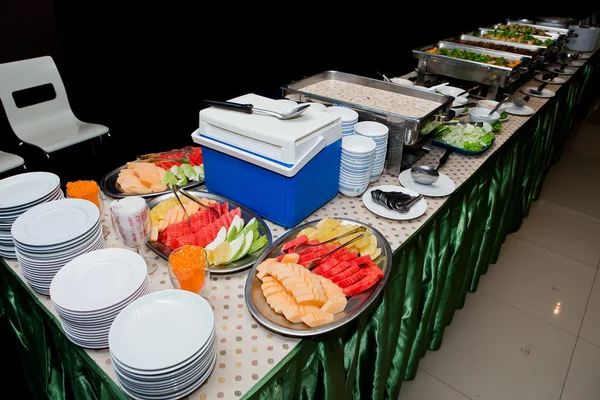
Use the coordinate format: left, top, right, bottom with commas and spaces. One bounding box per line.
11, 199, 99, 246
547, 67, 575, 75
109, 290, 215, 371
505, 105, 535, 116
16, 233, 103, 263
50, 249, 147, 312
119, 351, 217, 400
0, 172, 60, 209
520, 87, 556, 98
362, 185, 427, 220
499, 115, 510, 122
535, 74, 566, 84
398, 170, 456, 197
114, 345, 215, 388
0, 189, 63, 218
111, 329, 216, 377
14, 222, 101, 253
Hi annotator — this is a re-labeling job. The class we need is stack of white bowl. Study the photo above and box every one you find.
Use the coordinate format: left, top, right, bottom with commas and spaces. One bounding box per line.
0, 172, 63, 258
50, 249, 151, 349
339, 135, 377, 197
354, 121, 389, 182
11, 198, 103, 295
324, 106, 359, 136
109, 290, 217, 400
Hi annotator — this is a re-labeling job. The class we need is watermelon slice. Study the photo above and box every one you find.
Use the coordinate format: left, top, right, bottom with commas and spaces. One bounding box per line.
317, 248, 351, 265
282, 235, 309, 254
321, 261, 351, 279
353, 255, 373, 266
343, 274, 383, 297
336, 268, 368, 288
194, 208, 242, 247
330, 265, 361, 284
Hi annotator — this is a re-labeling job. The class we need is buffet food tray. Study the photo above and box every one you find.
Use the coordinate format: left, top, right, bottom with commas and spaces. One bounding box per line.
504, 21, 571, 37
146, 190, 272, 274
100, 164, 204, 199
413, 41, 530, 97
281, 70, 452, 176
244, 218, 392, 337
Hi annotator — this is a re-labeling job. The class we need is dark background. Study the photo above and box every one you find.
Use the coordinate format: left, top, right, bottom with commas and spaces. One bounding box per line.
0, 1, 597, 182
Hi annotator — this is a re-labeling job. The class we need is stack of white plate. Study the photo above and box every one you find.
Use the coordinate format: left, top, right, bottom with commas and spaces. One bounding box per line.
11, 198, 103, 295
0, 172, 63, 258
354, 121, 389, 182
50, 249, 150, 349
339, 135, 376, 197
324, 106, 359, 136
109, 290, 217, 400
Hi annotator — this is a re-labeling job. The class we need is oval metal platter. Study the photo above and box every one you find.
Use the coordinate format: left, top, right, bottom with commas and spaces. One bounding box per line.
245, 218, 392, 337
100, 164, 204, 199
146, 190, 272, 275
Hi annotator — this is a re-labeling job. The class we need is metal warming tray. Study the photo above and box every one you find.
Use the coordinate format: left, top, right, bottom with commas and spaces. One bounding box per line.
281, 71, 451, 176
413, 41, 531, 98
505, 21, 571, 37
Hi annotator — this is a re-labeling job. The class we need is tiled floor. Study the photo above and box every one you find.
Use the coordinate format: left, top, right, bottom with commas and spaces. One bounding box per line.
399, 97, 600, 400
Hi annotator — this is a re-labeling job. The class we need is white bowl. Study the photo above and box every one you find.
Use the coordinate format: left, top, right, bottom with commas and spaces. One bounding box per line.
452, 97, 469, 108
478, 99, 508, 113
390, 77, 414, 86
429, 85, 468, 98
324, 106, 360, 123
469, 108, 500, 124
341, 135, 377, 154
354, 121, 389, 137
301, 102, 327, 112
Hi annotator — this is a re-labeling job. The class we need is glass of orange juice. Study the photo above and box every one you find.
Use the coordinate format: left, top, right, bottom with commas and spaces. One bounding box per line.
168, 245, 210, 298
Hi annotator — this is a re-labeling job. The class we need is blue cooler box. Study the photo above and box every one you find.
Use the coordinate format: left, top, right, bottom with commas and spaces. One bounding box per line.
193, 94, 342, 228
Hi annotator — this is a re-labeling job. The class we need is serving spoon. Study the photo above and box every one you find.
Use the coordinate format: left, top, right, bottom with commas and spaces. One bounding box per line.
410, 148, 453, 185
204, 100, 310, 120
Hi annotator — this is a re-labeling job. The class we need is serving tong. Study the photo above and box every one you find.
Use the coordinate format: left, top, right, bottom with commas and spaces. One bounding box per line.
290, 226, 367, 254
304, 232, 368, 269
171, 185, 221, 227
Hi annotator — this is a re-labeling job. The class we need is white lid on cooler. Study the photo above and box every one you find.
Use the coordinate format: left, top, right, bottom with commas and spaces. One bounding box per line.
194, 94, 342, 177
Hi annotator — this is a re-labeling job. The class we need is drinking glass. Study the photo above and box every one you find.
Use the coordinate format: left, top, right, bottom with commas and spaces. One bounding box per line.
110, 199, 156, 274
168, 246, 211, 300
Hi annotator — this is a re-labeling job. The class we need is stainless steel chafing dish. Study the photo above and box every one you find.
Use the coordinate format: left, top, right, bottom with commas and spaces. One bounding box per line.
281, 70, 451, 176
413, 41, 531, 99
504, 21, 572, 38
470, 27, 559, 57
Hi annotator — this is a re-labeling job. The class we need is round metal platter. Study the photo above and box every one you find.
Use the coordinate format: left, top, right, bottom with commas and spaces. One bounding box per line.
100, 164, 204, 199
145, 191, 272, 274
245, 218, 392, 337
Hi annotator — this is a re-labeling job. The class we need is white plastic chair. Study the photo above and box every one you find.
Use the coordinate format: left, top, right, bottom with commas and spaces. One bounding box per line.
0, 150, 24, 174
0, 56, 109, 154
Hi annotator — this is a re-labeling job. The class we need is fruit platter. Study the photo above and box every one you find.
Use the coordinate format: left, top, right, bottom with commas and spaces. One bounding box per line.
146, 190, 271, 274
100, 146, 205, 198
245, 218, 392, 337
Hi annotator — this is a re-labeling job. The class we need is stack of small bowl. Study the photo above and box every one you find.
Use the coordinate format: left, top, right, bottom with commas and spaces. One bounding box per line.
338, 135, 376, 197
354, 121, 389, 182
324, 106, 359, 136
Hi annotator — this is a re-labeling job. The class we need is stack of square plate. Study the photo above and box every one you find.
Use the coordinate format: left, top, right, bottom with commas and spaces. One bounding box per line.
0, 172, 63, 258
49, 248, 151, 349
109, 290, 216, 400
11, 198, 103, 295
354, 121, 389, 182
324, 106, 359, 136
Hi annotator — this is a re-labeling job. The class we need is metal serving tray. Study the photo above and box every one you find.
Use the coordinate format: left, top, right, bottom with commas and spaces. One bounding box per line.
479, 27, 555, 42
146, 190, 272, 274
413, 41, 530, 99
505, 21, 571, 37
282, 70, 451, 176
244, 218, 392, 337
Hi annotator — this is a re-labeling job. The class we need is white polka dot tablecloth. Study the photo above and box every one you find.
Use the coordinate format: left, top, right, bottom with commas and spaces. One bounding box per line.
1, 55, 593, 399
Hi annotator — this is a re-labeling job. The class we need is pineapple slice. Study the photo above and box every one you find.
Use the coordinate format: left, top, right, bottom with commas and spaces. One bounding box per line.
358, 235, 378, 257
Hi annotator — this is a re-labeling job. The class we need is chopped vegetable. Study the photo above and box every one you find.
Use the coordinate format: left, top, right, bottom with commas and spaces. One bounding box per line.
433, 122, 495, 152
427, 47, 521, 68
500, 112, 508, 119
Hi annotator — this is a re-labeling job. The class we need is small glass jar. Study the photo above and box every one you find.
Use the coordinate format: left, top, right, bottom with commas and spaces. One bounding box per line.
168, 245, 210, 299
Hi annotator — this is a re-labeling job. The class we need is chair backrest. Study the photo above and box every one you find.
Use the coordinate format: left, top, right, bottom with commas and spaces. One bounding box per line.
0, 56, 77, 141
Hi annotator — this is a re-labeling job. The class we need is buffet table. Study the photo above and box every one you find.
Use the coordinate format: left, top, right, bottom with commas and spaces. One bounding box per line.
1, 48, 599, 400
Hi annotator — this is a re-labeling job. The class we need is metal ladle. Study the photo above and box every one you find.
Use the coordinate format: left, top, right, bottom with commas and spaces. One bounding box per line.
410, 148, 453, 185
204, 100, 310, 120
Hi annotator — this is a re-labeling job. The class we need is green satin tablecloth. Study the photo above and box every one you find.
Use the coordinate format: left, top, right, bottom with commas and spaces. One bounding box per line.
1, 52, 598, 400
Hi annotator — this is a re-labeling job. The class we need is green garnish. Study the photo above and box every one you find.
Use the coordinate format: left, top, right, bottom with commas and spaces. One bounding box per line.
433, 47, 520, 68
492, 120, 503, 132
500, 112, 508, 119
